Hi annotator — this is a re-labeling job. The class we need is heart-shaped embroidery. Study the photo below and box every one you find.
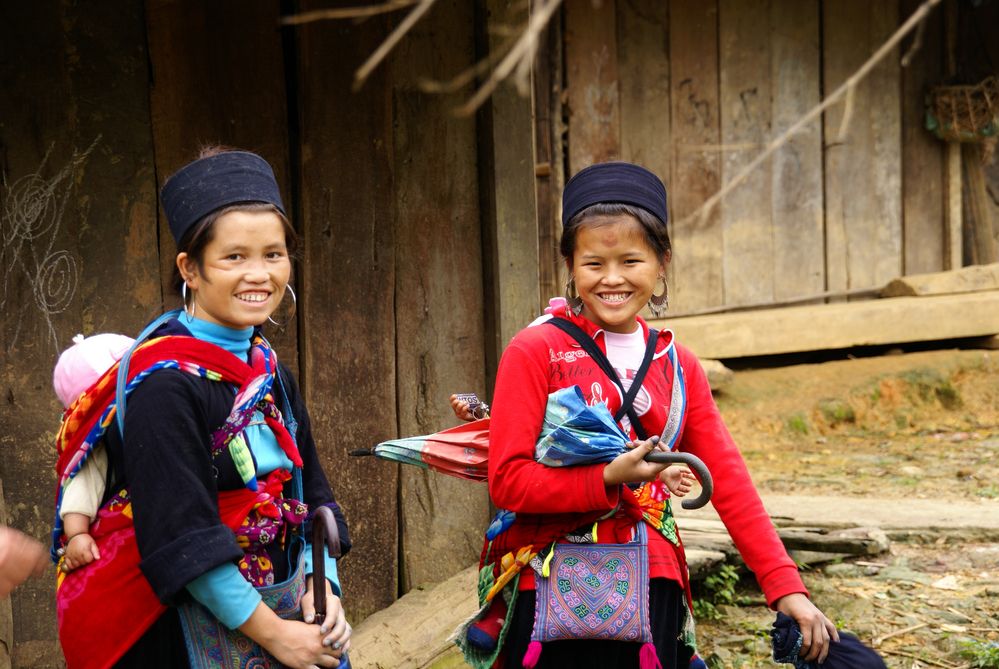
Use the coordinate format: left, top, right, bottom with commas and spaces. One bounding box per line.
539, 544, 646, 641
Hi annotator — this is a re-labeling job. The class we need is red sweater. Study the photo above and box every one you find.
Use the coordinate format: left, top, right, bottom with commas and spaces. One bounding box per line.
488, 312, 807, 606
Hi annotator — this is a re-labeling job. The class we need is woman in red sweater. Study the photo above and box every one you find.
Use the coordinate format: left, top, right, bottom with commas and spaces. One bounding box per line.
467, 162, 837, 669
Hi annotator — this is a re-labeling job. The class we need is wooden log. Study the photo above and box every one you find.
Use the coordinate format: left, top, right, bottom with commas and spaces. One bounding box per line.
565, 0, 620, 173
880, 263, 999, 297
822, 0, 903, 293
348, 564, 478, 669
650, 291, 999, 359
534, 8, 563, 306
297, 6, 399, 620
901, 0, 946, 275
391, 0, 490, 593
670, 0, 723, 312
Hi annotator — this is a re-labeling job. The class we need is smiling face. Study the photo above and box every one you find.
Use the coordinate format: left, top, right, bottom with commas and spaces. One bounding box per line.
176, 209, 291, 330
570, 214, 667, 333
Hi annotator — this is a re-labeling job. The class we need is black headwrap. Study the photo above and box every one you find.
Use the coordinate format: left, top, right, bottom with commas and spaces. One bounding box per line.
160, 151, 286, 244
561, 161, 668, 227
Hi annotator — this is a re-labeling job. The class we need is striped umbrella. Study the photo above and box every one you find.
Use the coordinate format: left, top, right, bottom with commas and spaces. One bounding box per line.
351, 418, 489, 482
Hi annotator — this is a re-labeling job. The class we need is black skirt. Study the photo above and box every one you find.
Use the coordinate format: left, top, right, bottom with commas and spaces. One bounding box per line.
502, 578, 694, 669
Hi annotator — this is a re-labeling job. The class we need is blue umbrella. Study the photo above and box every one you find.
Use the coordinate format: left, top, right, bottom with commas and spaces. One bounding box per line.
535, 386, 630, 466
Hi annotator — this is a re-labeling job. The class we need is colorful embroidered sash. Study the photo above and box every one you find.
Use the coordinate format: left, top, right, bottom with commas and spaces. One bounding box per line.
54, 333, 303, 669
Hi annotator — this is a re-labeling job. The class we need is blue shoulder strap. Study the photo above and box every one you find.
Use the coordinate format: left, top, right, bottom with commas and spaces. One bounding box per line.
114, 309, 184, 436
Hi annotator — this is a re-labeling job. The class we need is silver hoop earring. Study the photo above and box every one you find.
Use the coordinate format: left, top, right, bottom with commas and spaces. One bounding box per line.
268, 285, 298, 326
648, 276, 669, 318
181, 283, 196, 323
565, 277, 583, 316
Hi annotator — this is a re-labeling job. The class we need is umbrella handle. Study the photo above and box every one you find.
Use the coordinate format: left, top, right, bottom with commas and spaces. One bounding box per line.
310, 506, 341, 626
644, 451, 713, 510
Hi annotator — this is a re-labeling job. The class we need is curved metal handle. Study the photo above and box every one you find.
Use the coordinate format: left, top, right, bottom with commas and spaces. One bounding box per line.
311, 506, 341, 625
644, 451, 713, 510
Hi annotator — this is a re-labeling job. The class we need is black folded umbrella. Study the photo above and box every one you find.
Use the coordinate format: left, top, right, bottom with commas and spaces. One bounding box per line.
771, 612, 886, 669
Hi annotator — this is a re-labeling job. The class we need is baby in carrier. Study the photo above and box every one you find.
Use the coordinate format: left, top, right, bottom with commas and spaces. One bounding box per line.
52, 333, 134, 572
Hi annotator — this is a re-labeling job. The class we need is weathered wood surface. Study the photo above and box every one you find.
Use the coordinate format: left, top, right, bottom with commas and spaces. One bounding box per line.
0, 1, 159, 664
880, 263, 999, 297
565, 0, 620, 173
901, 0, 946, 275
479, 0, 540, 390
651, 291, 999, 359
719, 0, 774, 306
669, 0, 723, 312
770, 0, 824, 302
962, 143, 998, 265
392, 0, 490, 593
534, 10, 563, 306
823, 0, 903, 294
617, 0, 670, 189
297, 7, 399, 619
144, 0, 299, 368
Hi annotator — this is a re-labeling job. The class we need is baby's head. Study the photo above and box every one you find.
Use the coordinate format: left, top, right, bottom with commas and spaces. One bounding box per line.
53, 333, 135, 408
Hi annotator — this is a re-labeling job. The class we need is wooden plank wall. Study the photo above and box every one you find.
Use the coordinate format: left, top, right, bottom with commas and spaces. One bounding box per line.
144, 0, 299, 365
390, 0, 489, 593
0, 2, 160, 665
560, 0, 950, 314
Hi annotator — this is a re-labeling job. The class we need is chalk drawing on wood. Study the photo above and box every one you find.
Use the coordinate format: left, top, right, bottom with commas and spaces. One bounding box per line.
1, 138, 99, 352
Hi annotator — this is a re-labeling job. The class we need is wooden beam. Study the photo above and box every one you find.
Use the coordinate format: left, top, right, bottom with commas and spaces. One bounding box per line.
391, 0, 490, 594
479, 0, 540, 390
297, 5, 398, 620
651, 291, 999, 359
881, 263, 999, 297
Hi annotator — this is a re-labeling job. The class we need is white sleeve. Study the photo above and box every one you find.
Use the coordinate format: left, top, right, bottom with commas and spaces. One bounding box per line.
59, 446, 108, 522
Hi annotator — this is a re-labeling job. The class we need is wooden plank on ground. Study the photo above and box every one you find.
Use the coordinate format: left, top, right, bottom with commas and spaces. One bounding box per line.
297, 7, 398, 620
565, 0, 620, 173
144, 0, 299, 368
822, 0, 903, 293
669, 0, 723, 312
0, 2, 159, 662
770, 0, 824, 301
391, 0, 489, 593
880, 263, 999, 297
719, 0, 773, 306
901, 0, 946, 275
650, 291, 999, 359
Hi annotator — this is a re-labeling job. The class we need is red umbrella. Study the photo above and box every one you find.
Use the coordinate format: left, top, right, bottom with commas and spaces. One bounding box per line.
351, 418, 489, 482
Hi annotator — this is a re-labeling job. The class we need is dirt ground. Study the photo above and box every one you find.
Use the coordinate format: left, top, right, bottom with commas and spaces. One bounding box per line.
695, 347, 999, 668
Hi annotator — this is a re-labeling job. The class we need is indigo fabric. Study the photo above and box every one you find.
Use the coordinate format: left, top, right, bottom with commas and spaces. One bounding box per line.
562, 161, 668, 226
771, 612, 887, 669
161, 151, 285, 243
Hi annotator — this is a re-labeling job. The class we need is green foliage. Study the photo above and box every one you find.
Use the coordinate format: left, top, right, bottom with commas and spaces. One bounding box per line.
818, 398, 856, 426
901, 368, 962, 409
961, 640, 999, 668
694, 564, 740, 621
785, 413, 810, 435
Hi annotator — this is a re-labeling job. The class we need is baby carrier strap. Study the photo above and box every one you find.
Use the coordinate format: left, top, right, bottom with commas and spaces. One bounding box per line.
545, 318, 659, 441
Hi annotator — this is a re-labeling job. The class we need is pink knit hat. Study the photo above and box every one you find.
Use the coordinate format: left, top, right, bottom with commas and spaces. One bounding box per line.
53, 333, 135, 408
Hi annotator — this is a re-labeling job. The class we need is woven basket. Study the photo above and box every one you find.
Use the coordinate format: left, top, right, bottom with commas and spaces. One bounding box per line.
926, 75, 999, 142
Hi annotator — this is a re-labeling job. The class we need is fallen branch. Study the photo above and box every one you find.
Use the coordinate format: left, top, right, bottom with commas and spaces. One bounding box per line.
455, 0, 563, 116
281, 0, 417, 25
873, 621, 929, 646
354, 0, 440, 90
879, 647, 960, 669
